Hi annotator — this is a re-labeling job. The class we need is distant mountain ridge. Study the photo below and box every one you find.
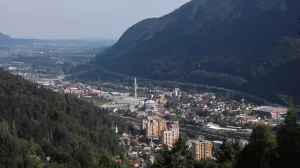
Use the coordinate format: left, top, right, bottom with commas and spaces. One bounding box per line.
0, 33, 12, 43
0, 32, 41, 44
90, 0, 300, 103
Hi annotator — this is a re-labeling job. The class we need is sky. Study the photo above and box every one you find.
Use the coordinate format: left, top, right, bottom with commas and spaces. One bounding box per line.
0, 0, 190, 40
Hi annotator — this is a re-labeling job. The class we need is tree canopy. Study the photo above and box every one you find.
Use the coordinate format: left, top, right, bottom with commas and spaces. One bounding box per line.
152, 135, 195, 168
0, 69, 126, 167
276, 103, 300, 168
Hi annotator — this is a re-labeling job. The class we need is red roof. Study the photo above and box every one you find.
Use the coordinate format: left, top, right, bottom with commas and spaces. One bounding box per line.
115, 159, 122, 164
156, 98, 167, 103
130, 158, 144, 165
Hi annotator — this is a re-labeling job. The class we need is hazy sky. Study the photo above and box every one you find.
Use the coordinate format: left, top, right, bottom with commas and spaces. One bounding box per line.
0, 0, 190, 39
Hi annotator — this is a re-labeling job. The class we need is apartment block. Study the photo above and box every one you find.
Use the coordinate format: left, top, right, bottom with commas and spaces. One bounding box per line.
142, 116, 167, 137
161, 122, 180, 147
191, 139, 213, 160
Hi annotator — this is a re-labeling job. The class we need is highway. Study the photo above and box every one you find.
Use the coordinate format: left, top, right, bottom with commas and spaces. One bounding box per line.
95, 65, 232, 92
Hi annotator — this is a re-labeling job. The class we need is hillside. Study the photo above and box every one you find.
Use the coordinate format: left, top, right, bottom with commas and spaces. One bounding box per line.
91, 0, 300, 103
0, 68, 126, 167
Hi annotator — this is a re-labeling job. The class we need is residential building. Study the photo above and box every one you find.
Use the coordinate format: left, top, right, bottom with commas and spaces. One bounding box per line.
156, 98, 167, 104
142, 119, 147, 130
161, 122, 180, 147
191, 139, 213, 160
142, 116, 166, 137
174, 88, 180, 97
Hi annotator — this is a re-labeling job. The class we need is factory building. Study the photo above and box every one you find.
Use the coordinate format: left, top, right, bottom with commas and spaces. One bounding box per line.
253, 106, 287, 118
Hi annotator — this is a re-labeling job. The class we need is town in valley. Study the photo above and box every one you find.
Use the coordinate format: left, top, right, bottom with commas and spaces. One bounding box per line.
0, 41, 290, 167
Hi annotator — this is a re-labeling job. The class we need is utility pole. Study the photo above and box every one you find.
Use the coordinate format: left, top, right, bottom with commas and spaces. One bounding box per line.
276, 111, 279, 126
264, 99, 267, 106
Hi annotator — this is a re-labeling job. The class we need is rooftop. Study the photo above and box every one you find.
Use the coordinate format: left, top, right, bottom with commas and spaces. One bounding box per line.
254, 106, 287, 113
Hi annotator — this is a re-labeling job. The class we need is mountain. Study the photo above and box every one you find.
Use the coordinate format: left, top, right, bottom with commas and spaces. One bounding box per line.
91, 0, 300, 103
0, 32, 41, 45
0, 32, 13, 43
0, 68, 126, 167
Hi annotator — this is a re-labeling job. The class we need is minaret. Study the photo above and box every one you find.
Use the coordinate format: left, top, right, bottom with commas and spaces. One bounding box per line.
134, 77, 137, 99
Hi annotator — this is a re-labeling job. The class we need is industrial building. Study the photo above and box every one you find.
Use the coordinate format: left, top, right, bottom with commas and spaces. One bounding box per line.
116, 97, 140, 105
34, 78, 59, 86
253, 106, 287, 118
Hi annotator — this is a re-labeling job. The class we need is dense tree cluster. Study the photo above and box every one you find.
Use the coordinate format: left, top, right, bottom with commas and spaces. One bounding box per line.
0, 69, 127, 167
153, 104, 300, 168
153, 136, 195, 168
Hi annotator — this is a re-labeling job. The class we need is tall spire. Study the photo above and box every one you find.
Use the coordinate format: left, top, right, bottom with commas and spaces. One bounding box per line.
134, 77, 137, 99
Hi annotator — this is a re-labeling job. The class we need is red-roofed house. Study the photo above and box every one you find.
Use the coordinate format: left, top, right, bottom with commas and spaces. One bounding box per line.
156, 98, 167, 104
88, 91, 101, 97
114, 159, 122, 164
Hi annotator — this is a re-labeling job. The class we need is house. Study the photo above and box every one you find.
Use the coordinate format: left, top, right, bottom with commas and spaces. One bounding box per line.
130, 157, 144, 167
88, 91, 101, 97
114, 159, 122, 164
110, 92, 121, 97
156, 98, 167, 104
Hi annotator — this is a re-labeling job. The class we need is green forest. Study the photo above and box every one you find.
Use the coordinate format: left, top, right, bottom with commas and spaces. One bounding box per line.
0, 68, 128, 167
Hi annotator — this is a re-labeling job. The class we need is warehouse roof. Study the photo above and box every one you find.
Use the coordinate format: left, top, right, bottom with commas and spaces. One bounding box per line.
254, 106, 286, 113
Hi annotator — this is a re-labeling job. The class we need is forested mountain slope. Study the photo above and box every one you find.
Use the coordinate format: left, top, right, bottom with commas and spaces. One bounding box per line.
91, 0, 300, 103
0, 68, 126, 167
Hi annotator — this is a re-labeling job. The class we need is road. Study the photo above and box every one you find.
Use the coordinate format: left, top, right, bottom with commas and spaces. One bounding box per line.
95, 65, 232, 92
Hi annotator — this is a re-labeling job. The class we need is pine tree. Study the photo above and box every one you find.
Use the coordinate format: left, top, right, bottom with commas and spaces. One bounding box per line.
216, 139, 241, 168
236, 124, 277, 168
194, 159, 218, 168
276, 102, 300, 168
152, 135, 194, 168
